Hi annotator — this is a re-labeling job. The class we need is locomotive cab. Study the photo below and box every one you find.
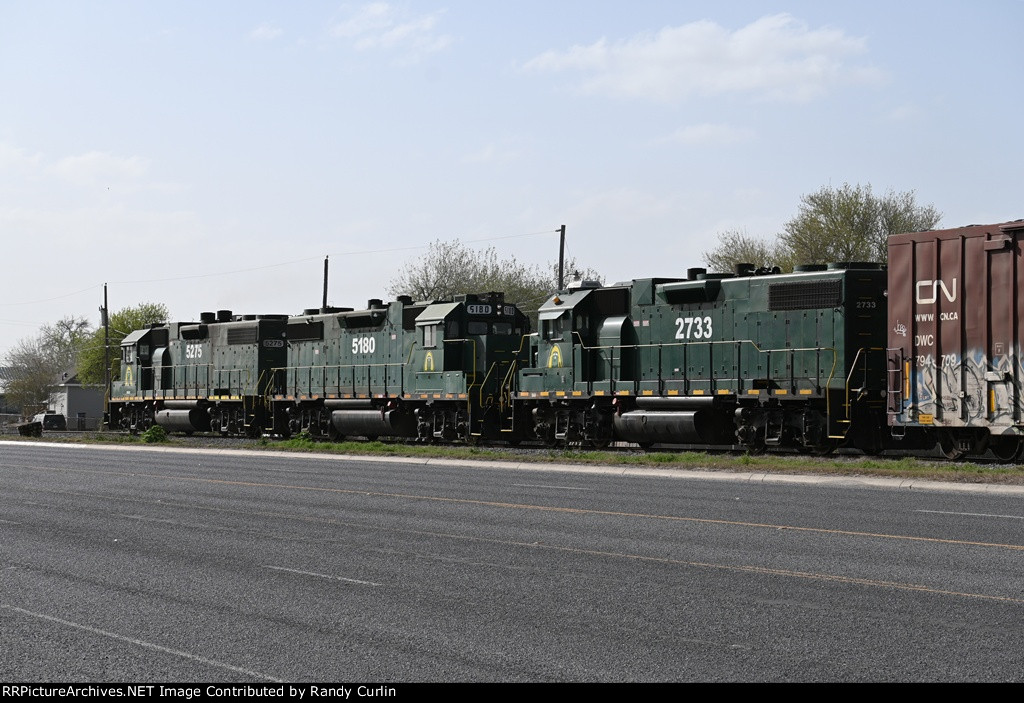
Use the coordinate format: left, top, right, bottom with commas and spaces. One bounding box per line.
516, 283, 632, 447
411, 292, 529, 441
109, 324, 172, 431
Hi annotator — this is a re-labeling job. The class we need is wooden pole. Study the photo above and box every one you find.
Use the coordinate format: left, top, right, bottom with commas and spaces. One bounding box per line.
558, 224, 566, 290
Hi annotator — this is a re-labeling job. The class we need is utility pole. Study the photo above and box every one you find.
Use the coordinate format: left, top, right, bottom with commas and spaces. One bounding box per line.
557, 224, 566, 290
322, 256, 329, 309
101, 283, 110, 427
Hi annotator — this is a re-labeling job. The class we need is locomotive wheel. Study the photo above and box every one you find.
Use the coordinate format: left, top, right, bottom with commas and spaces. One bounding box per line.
744, 441, 767, 455
938, 431, 967, 461
588, 439, 611, 450
799, 439, 838, 456
989, 436, 1023, 464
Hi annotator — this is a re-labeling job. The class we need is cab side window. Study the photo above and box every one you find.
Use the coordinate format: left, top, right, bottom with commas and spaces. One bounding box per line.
423, 324, 438, 348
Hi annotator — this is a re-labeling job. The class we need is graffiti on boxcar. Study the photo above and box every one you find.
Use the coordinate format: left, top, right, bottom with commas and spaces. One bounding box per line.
919, 348, 1021, 425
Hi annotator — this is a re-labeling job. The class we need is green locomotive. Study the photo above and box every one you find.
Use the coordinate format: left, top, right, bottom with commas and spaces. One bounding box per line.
273, 292, 529, 442
109, 267, 889, 452
511, 264, 889, 452
109, 310, 287, 436
109, 293, 531, 443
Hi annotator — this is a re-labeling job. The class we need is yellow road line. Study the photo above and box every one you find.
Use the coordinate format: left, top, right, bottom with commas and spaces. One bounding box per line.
13, 464, 1024, 554
15, 480, 1024, 605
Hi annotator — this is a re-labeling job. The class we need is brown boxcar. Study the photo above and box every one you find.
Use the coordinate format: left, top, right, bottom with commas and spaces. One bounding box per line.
887, 220, 1024, 460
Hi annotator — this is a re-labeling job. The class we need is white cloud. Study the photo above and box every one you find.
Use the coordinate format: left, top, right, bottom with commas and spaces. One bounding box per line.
52, 151, 149, 187
0, 143, 43, 170
463, 143, 520, 165
330, 3, 451, 56
662, 123, 755, 146
523, 14, 881, 102
0, 143, 157, 193
884, 104, 921, 122
565, 187, 681, 226
249, 22, 283, 41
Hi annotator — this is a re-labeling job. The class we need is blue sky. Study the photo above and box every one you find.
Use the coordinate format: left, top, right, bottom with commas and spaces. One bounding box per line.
1, 1, 1021, 355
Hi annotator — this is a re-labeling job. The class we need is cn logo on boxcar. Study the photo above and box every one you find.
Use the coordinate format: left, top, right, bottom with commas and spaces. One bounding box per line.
915, 278, 957, 305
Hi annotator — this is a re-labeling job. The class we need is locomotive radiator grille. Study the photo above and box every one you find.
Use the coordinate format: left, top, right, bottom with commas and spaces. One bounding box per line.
768, 280, 842, 310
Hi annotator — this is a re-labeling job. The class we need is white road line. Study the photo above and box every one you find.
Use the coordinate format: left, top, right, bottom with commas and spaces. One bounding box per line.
263, 565, 381, 587
118, 514, 179, 525
512, 483, 592, 491
916, 509, 1024, 520
0, 604, 282, 682
0, 519, 21, 525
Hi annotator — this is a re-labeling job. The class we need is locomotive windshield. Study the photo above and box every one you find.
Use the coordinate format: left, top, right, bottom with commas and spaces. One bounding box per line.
467, 320, 516, 335
542, 314, 566, 341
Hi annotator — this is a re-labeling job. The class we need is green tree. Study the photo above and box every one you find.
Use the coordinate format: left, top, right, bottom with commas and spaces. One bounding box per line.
3, 316, 92, 413
77, 302, 169, 385
780, 183, 941, 264
388, 239, 600, 319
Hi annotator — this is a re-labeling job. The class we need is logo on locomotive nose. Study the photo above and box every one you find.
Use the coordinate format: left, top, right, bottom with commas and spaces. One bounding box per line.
547, 345, 563, 368
915, 278, 957, 304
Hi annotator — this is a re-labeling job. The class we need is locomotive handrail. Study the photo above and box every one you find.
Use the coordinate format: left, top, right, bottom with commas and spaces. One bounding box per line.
566, 332, 838, 395
478, 361, 499, 407
496, 335, 532, 417
441, 338, 478, 409
501, 359, 518, 411
177, 363, 254, 396
837, 347, 885, 431
272, 361, 409, 398
161, 363, 234, 396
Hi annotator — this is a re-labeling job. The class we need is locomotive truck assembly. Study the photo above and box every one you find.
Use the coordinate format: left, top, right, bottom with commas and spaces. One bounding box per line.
108, 220, 1024, 461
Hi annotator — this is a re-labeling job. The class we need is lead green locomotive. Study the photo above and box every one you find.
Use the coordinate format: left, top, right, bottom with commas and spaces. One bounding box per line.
512, 264, 888, 453
109, 310, 288, 436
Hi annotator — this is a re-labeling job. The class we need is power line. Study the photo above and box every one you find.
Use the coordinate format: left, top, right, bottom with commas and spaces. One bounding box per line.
0, 227, 561, 311
0, 284, 103, 307
107, 228, 559, 285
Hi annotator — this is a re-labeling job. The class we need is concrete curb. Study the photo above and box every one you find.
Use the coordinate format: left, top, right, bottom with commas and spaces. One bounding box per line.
5, 439, 1024, 496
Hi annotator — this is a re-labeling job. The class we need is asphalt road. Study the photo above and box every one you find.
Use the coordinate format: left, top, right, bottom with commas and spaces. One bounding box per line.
1, 441, 1022, 682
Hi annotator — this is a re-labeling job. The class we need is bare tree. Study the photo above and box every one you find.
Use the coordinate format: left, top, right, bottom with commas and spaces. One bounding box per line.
3, 316, 91, 414
388, 239, 600, 317
780, 183, 941, 264
701, 185, 941, 272
702, 229, 793, 273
